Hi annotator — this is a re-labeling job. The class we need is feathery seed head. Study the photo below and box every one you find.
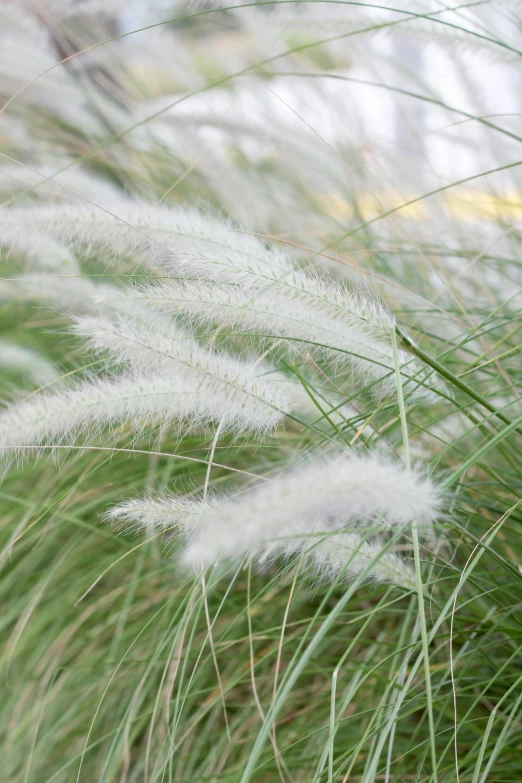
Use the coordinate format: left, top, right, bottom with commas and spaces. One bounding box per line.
179, 453, 442, 568
0, 368, 290, 467
104, 493, 218, 537
72, 312, 296, 432
96, 280, 432, 398
106, 452, 442, 589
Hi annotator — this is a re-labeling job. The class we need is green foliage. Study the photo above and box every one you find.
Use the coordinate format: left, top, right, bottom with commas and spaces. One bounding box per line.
1, 2, 521, 781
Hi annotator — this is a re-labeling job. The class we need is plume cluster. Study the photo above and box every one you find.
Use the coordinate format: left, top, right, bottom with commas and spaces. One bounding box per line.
0, 0, 459, 588
0, 313, 295, 465
0, 204, 435, 398
0, 200, 444, 586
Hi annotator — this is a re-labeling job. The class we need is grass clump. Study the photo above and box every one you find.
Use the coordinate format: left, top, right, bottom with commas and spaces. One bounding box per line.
1, 2, 521, 781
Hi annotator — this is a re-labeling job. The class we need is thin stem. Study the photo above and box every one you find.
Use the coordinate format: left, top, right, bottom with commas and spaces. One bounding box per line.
397, 326, 522, 437
391, 326, 438, 783
329, 669, 337, 783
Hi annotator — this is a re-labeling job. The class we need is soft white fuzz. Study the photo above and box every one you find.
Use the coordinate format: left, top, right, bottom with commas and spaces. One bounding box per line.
0, 205, 292, 278
1, 203, 435, 398
0, 341, 59, 386
103, 494, 217, 535
181, 454, 441, 566
0, 274, 179, 330
107, 453, 440, 588
0, 205, 397, 343
280, 531, 417, 590
0, 206, 437, 398
73, 313, 293, 432
0, 164, 122, 207
0, 229, 80, 273
104, 281, 427, 395
0, 370, 284, 461
0, 274, 102, 313
107, 491, 416, 589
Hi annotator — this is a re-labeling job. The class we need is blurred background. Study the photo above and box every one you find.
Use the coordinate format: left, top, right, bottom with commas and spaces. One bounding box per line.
2, 1, 520, 232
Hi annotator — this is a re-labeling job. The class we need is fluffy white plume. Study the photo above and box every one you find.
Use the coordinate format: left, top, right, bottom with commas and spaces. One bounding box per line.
0, 369, 284, 462
107, 493, 416, 589
0, 205, 292, 277
180, 454, 441, 566
0, 274, 103, 313
73, 313, 295, 432
101, 280, 430, 396
0, 206, 397, 344
0, 229, 80, 273
0, 6, 95, 130
0, 230, 176, 326
107, 453, 440, 588
104, 494, 217, 535
282, 531, 417, 591
0, 273, 178, 331
0, 163, 122, 206
0, 341, 59, 386
1, 205, 437, 397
